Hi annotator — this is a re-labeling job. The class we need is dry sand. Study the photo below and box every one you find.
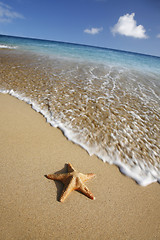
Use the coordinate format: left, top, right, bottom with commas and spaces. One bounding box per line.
0, 93, 160, 240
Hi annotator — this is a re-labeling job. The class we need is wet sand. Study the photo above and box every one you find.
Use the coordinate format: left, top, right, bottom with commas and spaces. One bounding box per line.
0, 93, 160, 240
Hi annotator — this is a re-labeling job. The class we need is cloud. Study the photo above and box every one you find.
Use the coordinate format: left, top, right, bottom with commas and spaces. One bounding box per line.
0, 1, 24, 23
157, 34, 160, 38
111, 13, 148, 39
84, 27, 103, 35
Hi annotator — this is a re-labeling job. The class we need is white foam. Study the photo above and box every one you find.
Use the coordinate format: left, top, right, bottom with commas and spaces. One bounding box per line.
0, 44, 17, 49
56, 127, 160, 186
0, 89, 160, 186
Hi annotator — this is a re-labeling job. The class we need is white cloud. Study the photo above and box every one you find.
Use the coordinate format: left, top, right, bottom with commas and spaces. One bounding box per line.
111, 13, 148, 39
0, 1, 24, 23
84, 27, 103, 35
157, 34, 160, 38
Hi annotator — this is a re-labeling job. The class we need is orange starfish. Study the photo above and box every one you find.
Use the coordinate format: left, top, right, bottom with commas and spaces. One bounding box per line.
45, 163, 96, 202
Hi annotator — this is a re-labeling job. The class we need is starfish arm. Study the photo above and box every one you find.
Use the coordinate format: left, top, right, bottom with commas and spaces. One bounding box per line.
60, 177, 75, 202
80, 173, 96, 182
46, 173, 68, 182
67, 162, 76, 172
78, 182, 95, 200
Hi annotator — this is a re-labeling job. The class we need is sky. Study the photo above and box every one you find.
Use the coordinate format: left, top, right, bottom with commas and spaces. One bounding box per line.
0, 0, 160, 57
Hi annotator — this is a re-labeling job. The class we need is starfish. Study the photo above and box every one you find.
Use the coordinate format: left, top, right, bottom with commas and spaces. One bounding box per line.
45, 163, 96, 202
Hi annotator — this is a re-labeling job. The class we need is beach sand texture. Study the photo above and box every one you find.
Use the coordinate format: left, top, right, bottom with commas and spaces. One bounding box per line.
0, 93, 160, 240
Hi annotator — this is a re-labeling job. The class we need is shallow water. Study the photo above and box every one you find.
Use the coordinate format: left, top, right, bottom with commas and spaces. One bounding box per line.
0, 35, 160, 186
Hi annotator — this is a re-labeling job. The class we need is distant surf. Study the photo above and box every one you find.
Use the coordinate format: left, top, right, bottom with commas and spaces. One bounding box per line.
0, 34, 160, 186
0, 44, 17, 49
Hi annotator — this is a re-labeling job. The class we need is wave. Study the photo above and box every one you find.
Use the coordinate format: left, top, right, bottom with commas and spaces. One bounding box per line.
1, 88, 159, 187
0, 42, 159, 187
0, 44, 17, 49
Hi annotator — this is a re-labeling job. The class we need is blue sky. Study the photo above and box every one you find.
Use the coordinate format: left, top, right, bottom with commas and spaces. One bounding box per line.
0, 0, 160, 57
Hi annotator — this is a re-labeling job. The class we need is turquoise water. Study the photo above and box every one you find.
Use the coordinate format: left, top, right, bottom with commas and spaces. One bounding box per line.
0, 34, 160, 186
0, 34, 160, 73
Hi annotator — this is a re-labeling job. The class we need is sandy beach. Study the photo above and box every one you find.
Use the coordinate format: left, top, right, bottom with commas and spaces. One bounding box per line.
0, 93, 160, 240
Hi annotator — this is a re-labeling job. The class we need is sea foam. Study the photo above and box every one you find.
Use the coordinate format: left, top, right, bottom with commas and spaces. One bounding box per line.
0, 44, 17, 49
0, 35, 160, 186
1, 87, 159, 187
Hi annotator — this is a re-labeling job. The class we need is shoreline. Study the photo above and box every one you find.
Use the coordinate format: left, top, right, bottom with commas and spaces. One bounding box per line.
2, 89, 158, 187
0, 49, 159, 187
0, 93, 160, 240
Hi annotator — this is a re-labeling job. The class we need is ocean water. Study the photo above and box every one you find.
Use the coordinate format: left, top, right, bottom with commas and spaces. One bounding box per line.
0, 34, 160, 186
